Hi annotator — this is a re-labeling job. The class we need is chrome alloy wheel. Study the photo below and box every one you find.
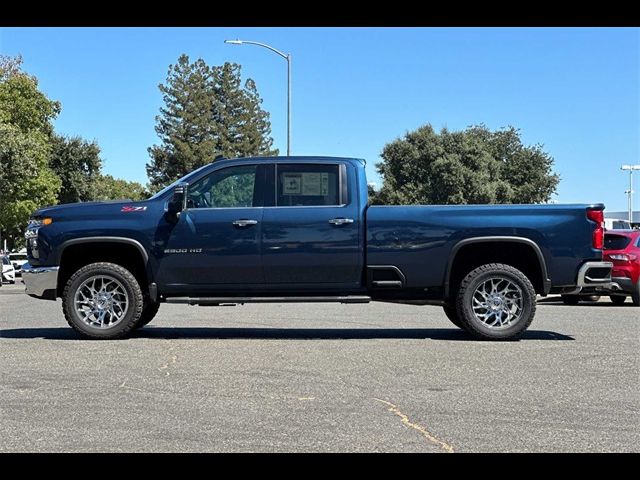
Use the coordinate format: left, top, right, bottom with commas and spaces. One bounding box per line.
471, 276, 523, 328
73, 275, 129, 328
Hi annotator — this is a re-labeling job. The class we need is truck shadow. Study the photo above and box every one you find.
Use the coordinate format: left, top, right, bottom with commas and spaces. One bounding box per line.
0, 327, 575, 341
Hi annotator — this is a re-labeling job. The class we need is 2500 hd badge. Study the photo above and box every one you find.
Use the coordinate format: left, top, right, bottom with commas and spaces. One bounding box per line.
164, 248, 202, 254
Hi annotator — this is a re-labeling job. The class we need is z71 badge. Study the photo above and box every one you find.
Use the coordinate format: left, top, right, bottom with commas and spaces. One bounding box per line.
121, 206, 147, 212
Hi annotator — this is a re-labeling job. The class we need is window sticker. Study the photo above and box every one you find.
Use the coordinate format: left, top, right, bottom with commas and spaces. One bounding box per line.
282, 174, 302, 194
282, 172, 329, 196
301, 172, 329, 196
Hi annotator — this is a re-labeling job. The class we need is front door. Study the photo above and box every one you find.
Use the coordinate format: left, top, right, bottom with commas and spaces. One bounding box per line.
157, 164, 265, 289
261, 162, 362, 287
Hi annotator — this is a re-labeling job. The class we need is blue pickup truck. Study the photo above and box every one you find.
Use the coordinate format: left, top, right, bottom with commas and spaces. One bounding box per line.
22, 156, 613, 340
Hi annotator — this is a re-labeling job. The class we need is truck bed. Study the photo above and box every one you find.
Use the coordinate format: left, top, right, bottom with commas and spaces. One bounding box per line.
366, 203, 602, 289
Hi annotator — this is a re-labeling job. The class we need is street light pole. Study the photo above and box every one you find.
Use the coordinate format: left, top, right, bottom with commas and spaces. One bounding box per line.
621, 165, 640, 223
225, 39, 292, 156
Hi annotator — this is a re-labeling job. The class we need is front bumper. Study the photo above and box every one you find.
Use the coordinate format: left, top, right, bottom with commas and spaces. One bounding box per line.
21, 263, 59, 300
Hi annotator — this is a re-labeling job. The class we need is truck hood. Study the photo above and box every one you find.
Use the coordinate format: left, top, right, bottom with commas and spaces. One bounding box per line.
33, 200, 149, 218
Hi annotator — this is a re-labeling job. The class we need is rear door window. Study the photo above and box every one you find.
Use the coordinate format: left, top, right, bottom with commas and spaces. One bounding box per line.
604, 234, 631, 250
275, 164, 342, 207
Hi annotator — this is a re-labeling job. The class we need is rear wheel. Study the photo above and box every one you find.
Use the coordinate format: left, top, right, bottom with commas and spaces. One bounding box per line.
561, 295, 580, 305
610, 295, 626, 306
62, 262, 143, 339
455, 263, 536, 341
443, 305, 465, 329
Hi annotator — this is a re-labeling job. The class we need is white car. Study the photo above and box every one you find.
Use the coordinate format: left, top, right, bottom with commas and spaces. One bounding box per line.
8, 250, 28, 276
604, 218, 632, 230
2, 256, 16, 284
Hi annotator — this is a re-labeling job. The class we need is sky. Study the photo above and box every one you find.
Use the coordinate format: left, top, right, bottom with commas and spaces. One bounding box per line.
1, 27, 638, 212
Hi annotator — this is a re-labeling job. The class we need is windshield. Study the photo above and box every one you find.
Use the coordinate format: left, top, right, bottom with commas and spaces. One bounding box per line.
9, 254, 27, 261
147, 164, 212, 200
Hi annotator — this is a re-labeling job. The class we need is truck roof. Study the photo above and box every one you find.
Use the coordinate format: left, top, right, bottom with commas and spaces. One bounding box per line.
211, 156, 366, 168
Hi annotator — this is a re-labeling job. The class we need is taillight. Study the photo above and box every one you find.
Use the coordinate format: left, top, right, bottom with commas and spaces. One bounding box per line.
608, 253, 637, 262
587, 208, 604, 249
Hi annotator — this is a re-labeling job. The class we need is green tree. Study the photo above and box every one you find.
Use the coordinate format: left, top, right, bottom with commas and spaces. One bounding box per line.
0, 56, 60, 135
49, 135, 103, 204
0, 56, 61, 249
147, 55, 278, 191
372, 124, 559, 205
93, 174, 148, 201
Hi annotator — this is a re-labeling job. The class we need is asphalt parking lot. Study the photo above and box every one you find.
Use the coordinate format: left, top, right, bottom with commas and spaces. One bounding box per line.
1, 282, 638, 452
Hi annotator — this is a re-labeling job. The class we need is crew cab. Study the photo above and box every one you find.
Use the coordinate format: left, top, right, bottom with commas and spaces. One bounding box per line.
21, 156, 613, 340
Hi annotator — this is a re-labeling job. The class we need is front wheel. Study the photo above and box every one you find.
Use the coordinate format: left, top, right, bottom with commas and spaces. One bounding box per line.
62, 262, 143, 339
134, 301, 161, 329
455, 263, 536, 341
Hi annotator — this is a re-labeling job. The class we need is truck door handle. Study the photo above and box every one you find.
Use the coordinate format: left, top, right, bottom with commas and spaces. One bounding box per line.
328, 218, 354, 225
232, 219, 259, 227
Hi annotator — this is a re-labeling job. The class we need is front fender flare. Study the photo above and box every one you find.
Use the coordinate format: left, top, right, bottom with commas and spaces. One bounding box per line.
56, 236, 149, 265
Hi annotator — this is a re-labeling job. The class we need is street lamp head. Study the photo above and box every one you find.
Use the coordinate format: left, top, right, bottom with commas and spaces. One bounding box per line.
224, 39, 243, 45
621, 165, 640, 171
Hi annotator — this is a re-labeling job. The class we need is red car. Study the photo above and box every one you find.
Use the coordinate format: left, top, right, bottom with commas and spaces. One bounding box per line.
604, 230, 640, 306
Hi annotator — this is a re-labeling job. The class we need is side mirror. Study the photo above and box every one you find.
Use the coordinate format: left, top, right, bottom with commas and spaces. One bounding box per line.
165, 182, 188, 222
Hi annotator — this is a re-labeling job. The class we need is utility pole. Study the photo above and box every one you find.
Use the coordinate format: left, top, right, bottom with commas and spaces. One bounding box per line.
225, 39, 292, 156
621, 165, 640, 223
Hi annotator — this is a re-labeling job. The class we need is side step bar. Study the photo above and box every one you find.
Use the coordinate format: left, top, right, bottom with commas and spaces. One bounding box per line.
165, 295, 372, 306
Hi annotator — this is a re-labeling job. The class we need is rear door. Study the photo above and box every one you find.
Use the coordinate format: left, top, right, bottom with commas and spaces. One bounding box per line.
261, 161, 362, 287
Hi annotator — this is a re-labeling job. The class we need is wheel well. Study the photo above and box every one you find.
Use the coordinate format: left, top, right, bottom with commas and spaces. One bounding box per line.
57, 242, 148, 297
447, 242, 544, 297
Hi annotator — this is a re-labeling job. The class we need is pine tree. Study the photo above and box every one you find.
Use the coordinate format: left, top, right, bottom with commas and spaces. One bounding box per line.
147, 55, 218, 189
147, 56, 278, 191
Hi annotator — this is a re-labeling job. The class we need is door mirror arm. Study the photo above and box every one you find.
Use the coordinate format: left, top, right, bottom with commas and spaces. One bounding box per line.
165, 182, 188, 223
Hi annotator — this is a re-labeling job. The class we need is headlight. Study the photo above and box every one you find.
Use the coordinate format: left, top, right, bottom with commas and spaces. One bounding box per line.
25, 217, 52, 259
27, 217, 53, 229
25, 217, 52, 238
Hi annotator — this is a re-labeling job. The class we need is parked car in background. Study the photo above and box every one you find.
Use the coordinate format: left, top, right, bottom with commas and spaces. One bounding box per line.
9, 249, 28, 276
2, 256, 16, 284
604, 230, 640, 306
604, 218, 632, 230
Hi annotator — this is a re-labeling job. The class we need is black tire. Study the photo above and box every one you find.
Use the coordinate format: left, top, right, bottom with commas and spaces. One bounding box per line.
561, 295, 580, 305
632, 280, 640, 307
443, 304, 465, 329
610, 295, 626, 305
134, 301, 160, 329
456, 263, 536, 341
62, 262, 143, 339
